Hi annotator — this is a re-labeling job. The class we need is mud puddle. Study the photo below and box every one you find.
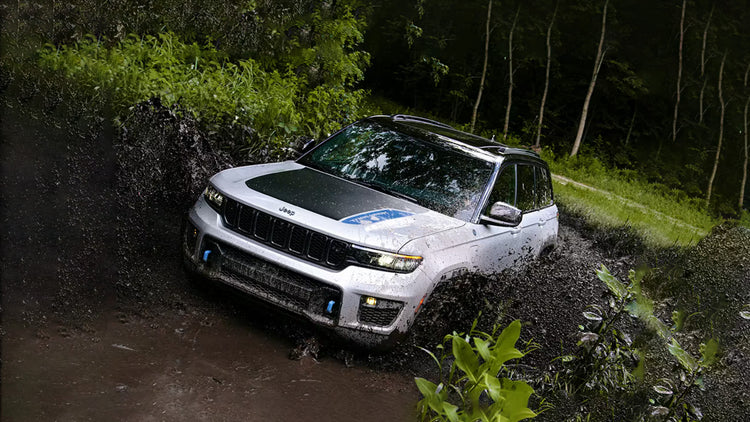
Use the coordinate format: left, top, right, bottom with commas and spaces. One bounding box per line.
2, 308, 416, 421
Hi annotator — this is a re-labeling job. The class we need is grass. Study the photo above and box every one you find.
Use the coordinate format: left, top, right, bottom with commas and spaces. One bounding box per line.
741, 209, 750, 229
552, 180, 710, 247
545, 153, 720, 247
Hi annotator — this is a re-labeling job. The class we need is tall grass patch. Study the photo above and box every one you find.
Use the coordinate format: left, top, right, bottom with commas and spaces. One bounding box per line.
544, 151, 718, 246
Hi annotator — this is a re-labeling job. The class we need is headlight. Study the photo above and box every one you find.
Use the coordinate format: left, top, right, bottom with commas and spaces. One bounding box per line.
350, 245, 422, 273
203, 185, 225, 211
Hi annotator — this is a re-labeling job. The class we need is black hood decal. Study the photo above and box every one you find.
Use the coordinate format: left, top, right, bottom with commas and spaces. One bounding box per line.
245, 168, 423, 220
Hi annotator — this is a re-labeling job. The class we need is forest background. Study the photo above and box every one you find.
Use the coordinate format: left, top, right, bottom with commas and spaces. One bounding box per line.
1, 0, 749, 219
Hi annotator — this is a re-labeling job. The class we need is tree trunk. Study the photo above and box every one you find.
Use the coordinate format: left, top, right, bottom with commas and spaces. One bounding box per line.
625, 106, 637, 146
535, 1, 558, 148
570, 0, 608, 157
502, 5, 520, 141
470, 0, 492, 134
740, 63, 750, 210
699, 4, 714, 125
699, 78, 708, 124
671, 0, 686, 142
706, 52, 726, 208
741, 96, 749, 210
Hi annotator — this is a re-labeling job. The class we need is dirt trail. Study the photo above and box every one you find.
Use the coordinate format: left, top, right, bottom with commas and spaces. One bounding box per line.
552, 174, 707, 235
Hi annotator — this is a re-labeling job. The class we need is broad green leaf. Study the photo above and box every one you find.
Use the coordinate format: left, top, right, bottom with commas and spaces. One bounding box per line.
667, 338, 698, 372
483, 373, 503, 402
653, 385, 673, 395
475, 337, 491, 361
442, 402, 460, 422
496, 320, 522, 351
490, 320, 524, 371
699, 338, 719, 367
626, 296, 670, 338
452, 335, 480, 383
508, 408, 537, 422
671, 309, 686, 331
499, 379, 537, 422
582, 311, 603, 321
596, 265, 627, 300
414, 378, 443, 413
632, 358, 645, 381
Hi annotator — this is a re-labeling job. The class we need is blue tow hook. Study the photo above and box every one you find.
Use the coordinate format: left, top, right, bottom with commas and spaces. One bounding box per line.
202, 250, 212, 262
326, 300, 335, 314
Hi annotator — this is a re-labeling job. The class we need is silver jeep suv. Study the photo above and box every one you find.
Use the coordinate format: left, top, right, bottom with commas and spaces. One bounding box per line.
183, 115, 558, 347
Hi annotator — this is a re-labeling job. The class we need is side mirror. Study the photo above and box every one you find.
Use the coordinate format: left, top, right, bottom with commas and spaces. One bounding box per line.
480, 201, 522, 227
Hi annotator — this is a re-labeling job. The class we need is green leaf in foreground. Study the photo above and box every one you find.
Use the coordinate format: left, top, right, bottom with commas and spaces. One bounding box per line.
596, 265, 627, 300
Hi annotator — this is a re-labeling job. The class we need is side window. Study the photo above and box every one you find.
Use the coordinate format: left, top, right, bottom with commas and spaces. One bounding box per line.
535, 166, 553, 207
484, 165, 516, 214
516, 164, 536, 211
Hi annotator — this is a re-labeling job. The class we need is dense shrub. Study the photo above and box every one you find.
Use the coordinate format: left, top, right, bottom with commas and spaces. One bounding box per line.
36, 32, 370, 155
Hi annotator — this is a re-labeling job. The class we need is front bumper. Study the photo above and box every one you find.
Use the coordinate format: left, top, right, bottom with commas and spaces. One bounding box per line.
182, 197, 433, 344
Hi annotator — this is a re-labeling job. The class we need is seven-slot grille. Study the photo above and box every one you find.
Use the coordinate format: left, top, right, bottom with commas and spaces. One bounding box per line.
222, 197, 350, 269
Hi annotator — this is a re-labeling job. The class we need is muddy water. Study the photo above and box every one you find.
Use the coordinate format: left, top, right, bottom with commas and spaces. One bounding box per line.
2, 310, 416, 421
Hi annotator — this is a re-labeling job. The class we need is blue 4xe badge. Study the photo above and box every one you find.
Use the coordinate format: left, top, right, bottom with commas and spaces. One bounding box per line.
341, 209, 414, 225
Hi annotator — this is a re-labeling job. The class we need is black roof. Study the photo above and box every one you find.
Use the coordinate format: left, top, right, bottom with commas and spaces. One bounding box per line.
368, 114, 542, 161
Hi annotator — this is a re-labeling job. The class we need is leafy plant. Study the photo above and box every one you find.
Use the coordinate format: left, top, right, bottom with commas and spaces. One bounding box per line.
593, 265, 720, 421
36, 31, 371, 157
555, 267, 643, 397
415, 319, 538, 422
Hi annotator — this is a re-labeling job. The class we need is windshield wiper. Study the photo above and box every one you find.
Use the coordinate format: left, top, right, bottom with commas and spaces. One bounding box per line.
355, 180, 419, 204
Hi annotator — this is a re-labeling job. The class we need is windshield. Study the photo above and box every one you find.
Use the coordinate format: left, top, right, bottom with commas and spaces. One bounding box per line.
298, 121, 495, 220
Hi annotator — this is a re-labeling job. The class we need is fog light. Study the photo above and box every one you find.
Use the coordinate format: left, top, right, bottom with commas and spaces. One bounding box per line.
358, 295, 403, 327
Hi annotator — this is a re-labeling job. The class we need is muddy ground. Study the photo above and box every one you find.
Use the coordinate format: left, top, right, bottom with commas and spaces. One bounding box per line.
2, 95, 749, 421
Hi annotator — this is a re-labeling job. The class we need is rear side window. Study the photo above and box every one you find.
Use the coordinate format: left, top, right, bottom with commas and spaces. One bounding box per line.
535, 166, 553, 207
516, 164, 536, 211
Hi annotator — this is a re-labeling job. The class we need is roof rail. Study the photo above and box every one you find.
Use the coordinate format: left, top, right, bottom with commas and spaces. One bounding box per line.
477, 145, 507, 153
391, 114, 454, 130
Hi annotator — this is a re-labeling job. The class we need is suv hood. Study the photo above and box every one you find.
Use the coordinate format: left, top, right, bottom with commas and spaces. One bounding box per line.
211, 162, 465, 252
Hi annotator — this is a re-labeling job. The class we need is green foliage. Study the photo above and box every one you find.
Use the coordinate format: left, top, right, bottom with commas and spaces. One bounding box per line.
535, 263, 725, 420
594, 265, 720, 421
415, 320, 538, 422
35, 31, 370, 155
740, 209, 750, 229
544, 150, 719, 246
282, 6, 370, 88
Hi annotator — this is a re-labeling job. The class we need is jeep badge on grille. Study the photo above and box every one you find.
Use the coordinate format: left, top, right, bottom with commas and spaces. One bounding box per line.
279, 206, 295, 216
